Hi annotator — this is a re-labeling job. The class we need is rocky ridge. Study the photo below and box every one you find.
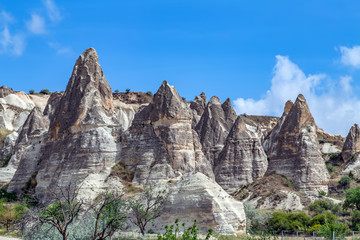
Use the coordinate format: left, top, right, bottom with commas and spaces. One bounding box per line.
3, 47, 360, 234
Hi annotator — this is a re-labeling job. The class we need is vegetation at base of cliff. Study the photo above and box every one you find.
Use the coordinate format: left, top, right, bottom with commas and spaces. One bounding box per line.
157, 219, 213, 240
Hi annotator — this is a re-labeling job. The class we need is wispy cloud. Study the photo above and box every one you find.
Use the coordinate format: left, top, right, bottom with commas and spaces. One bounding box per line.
43, 0, 62, 22
234, 55, 360, 135
340, 45, 360, 67
26, 13, 46, 34
0, 10, 14, 24
48, 42, 72, 55
0, 11, 25, 56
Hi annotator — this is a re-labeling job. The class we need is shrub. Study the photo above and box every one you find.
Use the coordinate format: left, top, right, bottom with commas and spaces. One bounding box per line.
39, 89, 50, 95
114, 89, 119, 93
309, 200, 333, 215
352, 210, 360, 230
125, 88, 130, 93
344, 186, 360, 211
146, 91, 153, 96
0, 200, 27, 231
267, 212, 311, 233
339, 176, 352, 189
326, 164, 334, 173
157, 219, 212, 240
0, 188, 18, 202
349, 171, 355, 179
29, 90, 35, 94
244, 202, 270, 231
318, 190, 327, 197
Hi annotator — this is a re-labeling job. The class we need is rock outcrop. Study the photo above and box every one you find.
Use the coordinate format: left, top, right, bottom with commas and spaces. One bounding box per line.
190, 92, 207, 128
214, 116, 268, 192
121, 81, 214, 185
195, 97, 237, 166
0, 86, 11, 98
157, 173, 246, 234
265, 94, 329, 193
6, 107, 49, 188
342, 124, 360, 162
8, 48, 125, 202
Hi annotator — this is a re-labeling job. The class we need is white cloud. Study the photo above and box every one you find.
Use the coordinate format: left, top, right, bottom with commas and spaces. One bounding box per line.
26, 13, 46, 34
48, 42, 72, 55
43, 0, 62, 22
0, 26, 25, 56
234, 55, 360, 136
340, 45, 360, 67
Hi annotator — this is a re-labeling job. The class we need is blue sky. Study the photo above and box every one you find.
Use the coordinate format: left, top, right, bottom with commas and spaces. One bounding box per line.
1, 1, 360, 135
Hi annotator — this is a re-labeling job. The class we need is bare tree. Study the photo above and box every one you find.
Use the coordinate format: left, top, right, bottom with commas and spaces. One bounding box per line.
88, 193, 127, 240
37, 183, 84, 240
128, 186, 168, 235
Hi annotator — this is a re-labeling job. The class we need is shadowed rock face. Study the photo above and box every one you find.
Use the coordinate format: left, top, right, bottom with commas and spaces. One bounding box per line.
190, 92, 207, 128
342, 124, 360, 162
214, 117, 268, 192
195, 96, 237, 166
265, 94, 329, 193
5, 107, 49, 187
121, 81, 214, 185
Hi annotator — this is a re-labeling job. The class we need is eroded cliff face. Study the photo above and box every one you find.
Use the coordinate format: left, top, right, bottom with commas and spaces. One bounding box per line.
342, 124, 360, 162
214, 117, 268, 192
195, 96, 237, 166
121, 81, 214, 185
157, 173, 246, 235
265, 94, 329, 193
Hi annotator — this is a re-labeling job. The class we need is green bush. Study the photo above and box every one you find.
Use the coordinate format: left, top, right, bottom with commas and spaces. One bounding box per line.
244, 202, 270, 231
344, 186, 360, 211
39, 89, 50, 95
29, 90, 35, 94
146, 91, 153, 96
114, 89, 119, 93
0, 188, 18, 202
318, 190, 327, 197
339, 176, 352, 189
157, 219, 212, 240
267, 212, 311, 233
326, 164, 334, 173
125, 88, 130, 93
309, 200, 333, 215
352, 210, 360, 230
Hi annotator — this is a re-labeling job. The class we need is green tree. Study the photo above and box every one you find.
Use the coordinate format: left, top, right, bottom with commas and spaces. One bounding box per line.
40, 89, 51, 95
114, 89, 119, 93
352, 210, 360, 230
343, 186, 360, 211
29, 90, 35, 94
125, 88, 130, 93
89, 193, 127, 240
157, 219, 212, 240
128, 186, 168, 235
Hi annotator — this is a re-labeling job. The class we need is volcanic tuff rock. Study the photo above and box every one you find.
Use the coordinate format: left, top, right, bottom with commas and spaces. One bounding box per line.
6, 107, 49, 188
265, 94, 329, 193
121, 81, 214, 185
342, 124, 360, 162
195, 96, 237, 166
157, 173, 246, 234
214, 116, 268, 192
8, 48, 127, 202
0, 86, 12, 98
190, 92, 207, 128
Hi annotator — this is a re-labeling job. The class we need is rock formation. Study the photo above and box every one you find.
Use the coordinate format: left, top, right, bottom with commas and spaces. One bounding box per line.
265, 94, 329, 193
8, 48, 125, 202
0, 86, 11, 98
190, 92, 207, 128
195, 96, 237, 166
121, 81, 214, 185
6, 107, 49, 188
342, 124, 360, 162
214, 116, 268, 192
157, 173, 246, 234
